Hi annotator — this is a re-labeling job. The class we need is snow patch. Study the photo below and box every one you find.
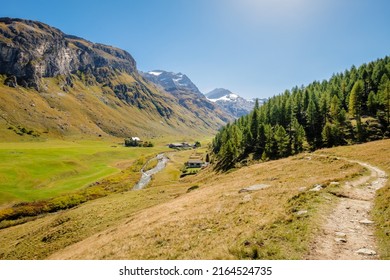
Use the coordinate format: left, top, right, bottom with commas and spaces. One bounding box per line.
148, 71, 163, 76
208, 94, 239, 102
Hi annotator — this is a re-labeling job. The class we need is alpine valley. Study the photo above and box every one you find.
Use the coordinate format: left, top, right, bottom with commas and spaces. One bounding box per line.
0, 18, 231, 141
1, 16, 390, 263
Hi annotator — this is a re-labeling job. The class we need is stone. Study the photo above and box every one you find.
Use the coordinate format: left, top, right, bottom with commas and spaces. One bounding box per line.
356, 248, 376, 256
335, 238, 347, 243
309, 184, 323, 192
296, 210, 308, 216
329, 181, 340, 186
359, 219, 374, 225
242, 194, 252, 203
335, 232, 347, 237
239, 184, 270, 193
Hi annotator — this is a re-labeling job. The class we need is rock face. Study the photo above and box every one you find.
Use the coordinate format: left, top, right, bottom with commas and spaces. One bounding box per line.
142, 70, 202, 96
0, 17, 136, 89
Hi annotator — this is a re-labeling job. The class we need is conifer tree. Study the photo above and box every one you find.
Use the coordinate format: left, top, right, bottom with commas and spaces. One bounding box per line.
349, 80, 364, 141
366, 91, 378, 116
291, 118, 305, 153
274, 125, 290, 158
211, 56, 390, 171
378, 74, 390, 132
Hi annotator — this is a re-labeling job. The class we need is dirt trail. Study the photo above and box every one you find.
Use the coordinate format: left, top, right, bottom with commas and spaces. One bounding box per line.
307, 156, 388, 260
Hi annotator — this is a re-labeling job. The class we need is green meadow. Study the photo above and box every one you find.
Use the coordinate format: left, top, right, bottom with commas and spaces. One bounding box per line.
0, 140, 168, 205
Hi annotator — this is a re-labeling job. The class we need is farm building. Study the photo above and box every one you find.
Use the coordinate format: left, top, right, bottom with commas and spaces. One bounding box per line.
186, 159, 204, 168
169, 142, 192, 149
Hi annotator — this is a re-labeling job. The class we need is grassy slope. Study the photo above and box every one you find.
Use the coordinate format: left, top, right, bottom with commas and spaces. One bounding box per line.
0, 140, 171, 206
0, 73, 222, 142
0, 148, 198, 259
1, 140, 388, 260
0, 141, 372, 259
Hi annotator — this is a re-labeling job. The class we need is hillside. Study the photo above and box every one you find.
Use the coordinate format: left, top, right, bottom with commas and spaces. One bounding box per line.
0, 139, 388, 259
212, 56, 390, 170
0, 18, 229, 140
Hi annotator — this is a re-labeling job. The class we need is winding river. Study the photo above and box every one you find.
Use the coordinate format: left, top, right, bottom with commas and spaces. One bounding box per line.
133, 153, 169, 190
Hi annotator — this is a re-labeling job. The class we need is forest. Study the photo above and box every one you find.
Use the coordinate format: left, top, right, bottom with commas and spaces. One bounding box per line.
212, 56, 390, 170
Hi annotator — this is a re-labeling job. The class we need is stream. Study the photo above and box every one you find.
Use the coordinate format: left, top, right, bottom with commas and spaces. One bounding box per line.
133, 153, 169, 190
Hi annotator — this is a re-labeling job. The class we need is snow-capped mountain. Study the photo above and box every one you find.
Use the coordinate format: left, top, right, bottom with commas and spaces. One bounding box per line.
141, 70, 232, 124
141, 70, 203, 97
205, 88, 258, 118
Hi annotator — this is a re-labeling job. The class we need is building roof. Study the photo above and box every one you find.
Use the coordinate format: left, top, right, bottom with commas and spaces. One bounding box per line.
187, 159, 204, 164
170, 143, 184, 146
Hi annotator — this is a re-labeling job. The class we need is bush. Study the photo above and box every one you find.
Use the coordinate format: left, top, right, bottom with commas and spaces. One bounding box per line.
187, 185, 199, 193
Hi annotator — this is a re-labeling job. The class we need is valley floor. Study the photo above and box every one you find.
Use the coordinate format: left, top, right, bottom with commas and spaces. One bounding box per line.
0, 139, 389, 260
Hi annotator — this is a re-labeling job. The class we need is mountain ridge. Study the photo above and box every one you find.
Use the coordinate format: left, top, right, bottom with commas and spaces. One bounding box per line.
205, 88, 262, 118
141, 70, 231, 124
0, 18, 230, 140
142, 70, 203, 96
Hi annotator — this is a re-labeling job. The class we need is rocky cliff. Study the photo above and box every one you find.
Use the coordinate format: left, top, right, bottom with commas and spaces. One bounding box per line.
0, 17, 136, 90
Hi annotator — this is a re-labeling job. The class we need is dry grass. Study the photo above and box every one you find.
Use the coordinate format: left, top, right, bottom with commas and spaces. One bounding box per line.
48, 152, 363, 259
1, 140, 388, 260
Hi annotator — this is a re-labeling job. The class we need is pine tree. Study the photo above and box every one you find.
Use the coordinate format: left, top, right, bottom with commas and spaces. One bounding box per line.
274, 125, 290, 158
263, 124, 274, 159
219, 140, 235, 170
250, 104, 260, 151
349, 80, 364, 141
291, 118, 305, 153
322, 123, 334, 147
305, 96, 321, 149
378, 74, 390, 133
329, 95, 341, 122
366, 91, 378, 116
210, 56, 390, 171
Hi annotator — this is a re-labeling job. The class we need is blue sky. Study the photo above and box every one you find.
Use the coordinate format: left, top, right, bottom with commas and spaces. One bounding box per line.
2, 0, 390, 99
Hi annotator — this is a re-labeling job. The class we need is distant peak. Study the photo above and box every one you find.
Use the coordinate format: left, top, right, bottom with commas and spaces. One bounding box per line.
148, 71, 163, 76
205, 88, 233, 99
142, 70, 202, 95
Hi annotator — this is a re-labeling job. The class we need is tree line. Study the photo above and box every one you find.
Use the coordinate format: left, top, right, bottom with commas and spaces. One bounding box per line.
212, 56, 390, 170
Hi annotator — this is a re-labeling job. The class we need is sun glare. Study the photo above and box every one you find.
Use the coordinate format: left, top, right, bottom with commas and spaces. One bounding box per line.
225, 0, 324, 29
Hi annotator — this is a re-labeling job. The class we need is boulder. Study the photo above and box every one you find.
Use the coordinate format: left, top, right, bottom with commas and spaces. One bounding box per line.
309, 184, 323, 192
356, 248, 376, 256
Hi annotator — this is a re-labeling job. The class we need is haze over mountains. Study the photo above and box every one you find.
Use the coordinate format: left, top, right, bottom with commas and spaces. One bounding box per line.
0, 18, 232, 140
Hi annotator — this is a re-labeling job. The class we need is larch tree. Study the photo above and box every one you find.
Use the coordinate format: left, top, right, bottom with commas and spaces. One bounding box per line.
349, 80, 364, 141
